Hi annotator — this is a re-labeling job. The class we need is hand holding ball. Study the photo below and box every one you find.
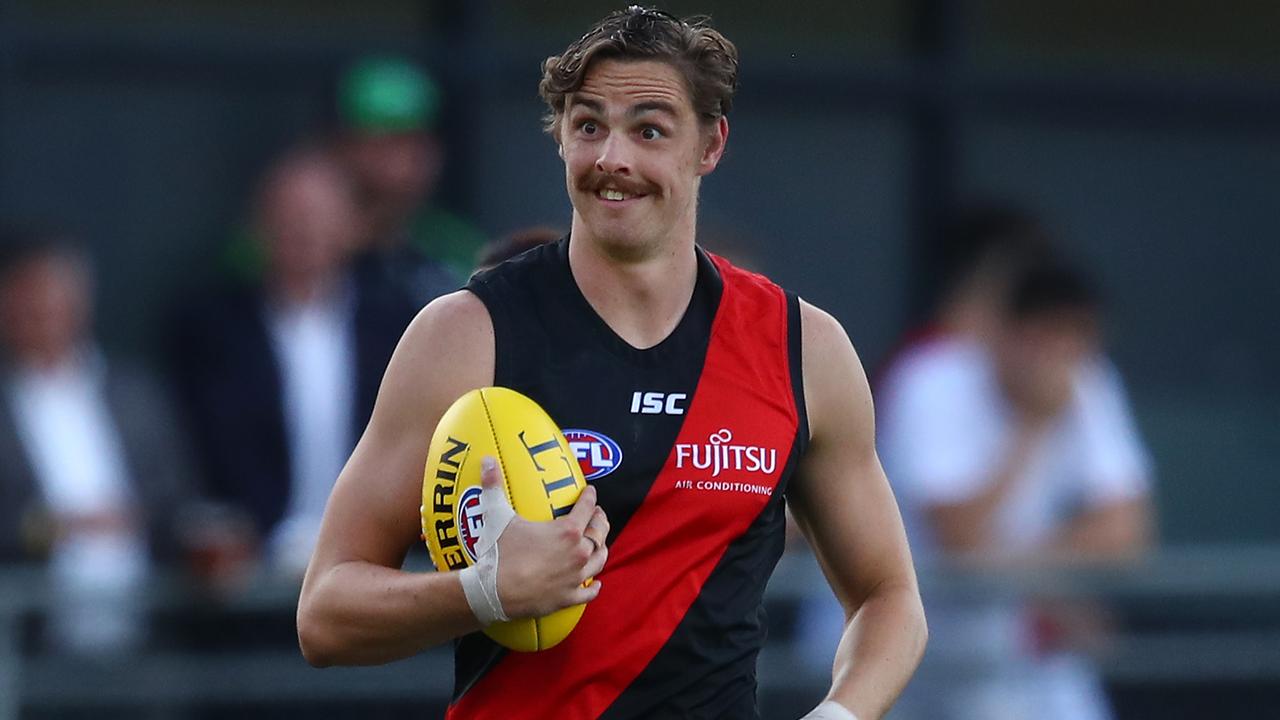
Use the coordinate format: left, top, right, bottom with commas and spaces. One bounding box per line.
421, 387, 609, 651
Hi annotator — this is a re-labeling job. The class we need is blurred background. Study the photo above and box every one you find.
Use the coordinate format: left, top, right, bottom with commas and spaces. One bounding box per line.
0, 0, 1276, 718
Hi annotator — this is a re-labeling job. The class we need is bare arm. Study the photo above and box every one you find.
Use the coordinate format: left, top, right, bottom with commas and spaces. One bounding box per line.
1050, 495, 1154, 562
789, 302, 927, 720
297, 291, 493, 666
296, 291, 608, 667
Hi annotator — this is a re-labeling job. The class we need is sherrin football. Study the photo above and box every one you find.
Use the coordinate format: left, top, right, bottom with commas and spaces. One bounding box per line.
421, 386, 589, 652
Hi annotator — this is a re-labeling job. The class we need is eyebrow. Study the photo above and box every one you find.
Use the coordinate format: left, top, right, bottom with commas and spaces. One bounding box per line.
567, 97, 679, 119
630, 100, 678, 118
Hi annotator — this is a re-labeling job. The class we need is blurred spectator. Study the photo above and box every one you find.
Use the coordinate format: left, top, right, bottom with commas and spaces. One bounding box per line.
794, 203, 1052, 673
881, 203, 1051, 377
0, 227, 193, 653
333, 56, 483, 297
877, 259, 1155, 720
474, 225, 562, 273
169, 148, 375, 577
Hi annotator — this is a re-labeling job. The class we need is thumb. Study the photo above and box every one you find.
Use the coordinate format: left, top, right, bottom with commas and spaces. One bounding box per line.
476, 456, 515, 555
480, 455, 503, 490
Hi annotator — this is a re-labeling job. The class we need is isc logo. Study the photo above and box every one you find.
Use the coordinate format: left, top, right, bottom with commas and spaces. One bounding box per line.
562, 429, 623, 480
630, 391, 687, 415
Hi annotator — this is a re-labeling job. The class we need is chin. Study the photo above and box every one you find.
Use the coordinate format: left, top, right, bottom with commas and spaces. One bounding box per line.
587, 228, 659, 262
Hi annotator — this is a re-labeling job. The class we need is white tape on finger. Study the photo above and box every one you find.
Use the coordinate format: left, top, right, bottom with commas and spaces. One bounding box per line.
459, 482, 517, 626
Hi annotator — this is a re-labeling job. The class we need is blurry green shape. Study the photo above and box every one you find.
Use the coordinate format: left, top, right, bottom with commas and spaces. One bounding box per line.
411, 207, 490, 279
339, 57, 441, 134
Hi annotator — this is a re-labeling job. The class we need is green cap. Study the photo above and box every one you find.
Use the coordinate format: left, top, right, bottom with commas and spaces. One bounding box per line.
338, 57, 440, 134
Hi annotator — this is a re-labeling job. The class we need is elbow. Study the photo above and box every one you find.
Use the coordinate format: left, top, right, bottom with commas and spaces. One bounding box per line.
895, 580, 929, 667
912, 594, 930, 664
296, 596, 339, 668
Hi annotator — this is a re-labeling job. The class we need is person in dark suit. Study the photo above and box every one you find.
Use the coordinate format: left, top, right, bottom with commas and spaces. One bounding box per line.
0, 227, 193, 652
170, 148, 424, 576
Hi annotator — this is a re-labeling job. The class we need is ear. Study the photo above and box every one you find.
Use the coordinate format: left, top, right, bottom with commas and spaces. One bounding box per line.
555, 115, 567, 159
696, 116, 729, 177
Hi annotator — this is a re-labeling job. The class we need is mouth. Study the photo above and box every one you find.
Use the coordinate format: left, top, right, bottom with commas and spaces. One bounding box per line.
594, 187, 645, 203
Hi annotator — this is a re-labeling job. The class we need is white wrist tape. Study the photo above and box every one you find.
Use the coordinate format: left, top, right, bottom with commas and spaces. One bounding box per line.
458, 480, 516, 626
800, 700, 859, 720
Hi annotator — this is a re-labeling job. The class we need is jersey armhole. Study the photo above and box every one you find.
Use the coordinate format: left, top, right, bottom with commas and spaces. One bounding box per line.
463, 279, 506, 386
786, 291, 810, 451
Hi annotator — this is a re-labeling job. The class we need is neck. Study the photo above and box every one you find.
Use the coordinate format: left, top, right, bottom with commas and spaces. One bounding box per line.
567, 219, 699, 350
17, 343, 82, 374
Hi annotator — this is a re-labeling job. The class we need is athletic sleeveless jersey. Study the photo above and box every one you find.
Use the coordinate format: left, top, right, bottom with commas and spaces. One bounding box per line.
454, 237, 808, 720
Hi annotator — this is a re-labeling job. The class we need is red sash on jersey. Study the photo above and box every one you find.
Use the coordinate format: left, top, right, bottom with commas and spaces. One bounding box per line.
447, 254, 798, 720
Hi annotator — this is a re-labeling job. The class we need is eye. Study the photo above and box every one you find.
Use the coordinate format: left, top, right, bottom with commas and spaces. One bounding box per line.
640, 126, 664, 141
579, 121, 599, 136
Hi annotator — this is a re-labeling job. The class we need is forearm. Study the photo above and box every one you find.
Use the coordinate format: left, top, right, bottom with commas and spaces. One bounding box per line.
297, 560, 480, 667
825, 580, 928, 720
1049, 498, 1153, 562
930, 425, 1044, 552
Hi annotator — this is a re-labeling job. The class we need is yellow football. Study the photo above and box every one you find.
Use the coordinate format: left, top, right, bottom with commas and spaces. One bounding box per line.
421, 386, 588, 652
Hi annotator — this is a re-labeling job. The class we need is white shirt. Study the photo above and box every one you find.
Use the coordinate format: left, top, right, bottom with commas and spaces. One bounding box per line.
7, 350, 148, 653
879, 337, 1151, 554
263, 284, 357, 573
9, 351, 133, 517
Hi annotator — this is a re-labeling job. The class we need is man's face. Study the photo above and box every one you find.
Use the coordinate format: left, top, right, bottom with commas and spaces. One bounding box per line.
0, 254, 90, 364
995, 309, 1098, 418
259, 162, 357, 284
340, 131, 441, 238
560, 59, 727, 257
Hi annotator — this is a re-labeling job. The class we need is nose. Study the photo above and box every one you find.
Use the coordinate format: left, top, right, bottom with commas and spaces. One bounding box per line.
595, 134, 632, 175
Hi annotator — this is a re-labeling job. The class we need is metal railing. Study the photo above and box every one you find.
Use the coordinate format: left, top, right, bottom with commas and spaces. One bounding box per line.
2, 544, 1279, 718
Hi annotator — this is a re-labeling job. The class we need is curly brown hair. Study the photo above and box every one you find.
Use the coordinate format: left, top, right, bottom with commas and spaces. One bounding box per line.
538, 6, 739, 137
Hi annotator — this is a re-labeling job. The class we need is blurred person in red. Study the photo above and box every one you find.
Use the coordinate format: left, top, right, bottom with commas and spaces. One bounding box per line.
877, 259, 1155, 720
0, 227, 194, 653
333, 56, 484, 300
169, 148, 377, 577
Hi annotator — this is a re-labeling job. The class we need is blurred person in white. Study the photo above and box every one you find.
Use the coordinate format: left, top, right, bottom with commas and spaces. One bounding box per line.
878, 259, 1154, 720
0, 228, 192, 653
170, 149, 363, 577
793, 204, 1050, 675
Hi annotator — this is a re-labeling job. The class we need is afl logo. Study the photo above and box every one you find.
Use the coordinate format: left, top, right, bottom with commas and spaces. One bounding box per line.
563, 429, 623, 480
457, 486, 484, 563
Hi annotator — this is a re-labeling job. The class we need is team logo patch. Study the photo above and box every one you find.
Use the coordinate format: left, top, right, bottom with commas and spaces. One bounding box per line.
563, 429, 623, 480
457, 486, 484, 562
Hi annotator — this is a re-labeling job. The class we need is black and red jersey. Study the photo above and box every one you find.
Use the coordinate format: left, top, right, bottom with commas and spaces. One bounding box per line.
455, 237, 808, 720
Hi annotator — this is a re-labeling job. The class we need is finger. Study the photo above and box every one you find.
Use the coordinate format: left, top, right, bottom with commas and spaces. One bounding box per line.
569, 579, 603, 605
591, 506, 610, 539
561, 483, 598, 531
583, 508, 608, 550
480, 455, 502, 489
581, 543, 608, 581
476, 457, 515, 551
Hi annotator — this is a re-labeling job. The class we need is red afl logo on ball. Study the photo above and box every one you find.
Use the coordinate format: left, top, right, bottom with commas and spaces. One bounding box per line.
563, 429, 623, 480
457, 486, 484, 562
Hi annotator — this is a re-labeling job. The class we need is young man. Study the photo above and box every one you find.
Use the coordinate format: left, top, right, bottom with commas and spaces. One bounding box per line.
878, 261, 1153, 720
298, 8, 925, 719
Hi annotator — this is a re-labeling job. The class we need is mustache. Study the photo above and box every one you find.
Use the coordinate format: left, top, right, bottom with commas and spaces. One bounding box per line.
581, 174, 651, 195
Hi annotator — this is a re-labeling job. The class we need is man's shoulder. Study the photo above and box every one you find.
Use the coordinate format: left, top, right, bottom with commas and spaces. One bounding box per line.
415, 289, 491, 330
